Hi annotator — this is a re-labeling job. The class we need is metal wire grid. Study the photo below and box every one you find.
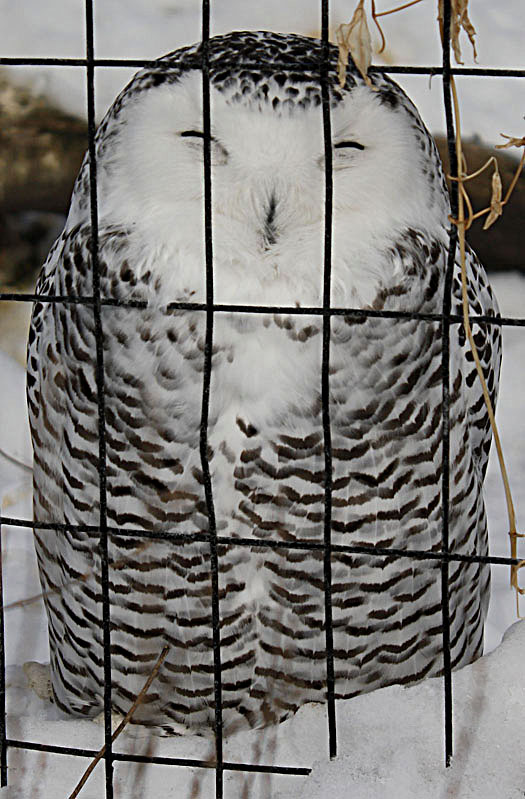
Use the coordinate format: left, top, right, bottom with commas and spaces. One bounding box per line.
0, 0, 523, 796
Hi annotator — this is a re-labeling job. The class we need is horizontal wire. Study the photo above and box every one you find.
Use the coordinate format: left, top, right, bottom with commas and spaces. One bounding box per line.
0, 292, 519, 327
0, 56, 524, 77
5, 739, 310, 776
0, 515, 520, 568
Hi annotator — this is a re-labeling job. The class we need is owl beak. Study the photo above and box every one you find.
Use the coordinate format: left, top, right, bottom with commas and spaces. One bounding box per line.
262, 193, 278, 248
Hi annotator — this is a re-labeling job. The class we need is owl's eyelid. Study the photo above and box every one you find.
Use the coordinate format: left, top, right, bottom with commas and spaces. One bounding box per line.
334, 141, 365, 150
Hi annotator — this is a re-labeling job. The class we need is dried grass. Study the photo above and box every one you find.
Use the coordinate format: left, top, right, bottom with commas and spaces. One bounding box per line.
371, 0, 424, 54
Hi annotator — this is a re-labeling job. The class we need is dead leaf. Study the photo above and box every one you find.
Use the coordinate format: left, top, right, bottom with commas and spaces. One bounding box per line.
336, 0, 373, 88
438, 0, 477, 64
483, 166, 503, 230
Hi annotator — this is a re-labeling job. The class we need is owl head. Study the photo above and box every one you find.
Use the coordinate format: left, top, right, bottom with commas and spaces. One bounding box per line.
72, 31, 450, 307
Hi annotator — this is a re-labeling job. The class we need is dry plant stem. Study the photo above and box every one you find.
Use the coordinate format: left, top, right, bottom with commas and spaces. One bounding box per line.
477, 148, 525, 227
338, 0, 423, 86
449, 150, 525, 231
373, 0, 423, 14
449, 77, 525, 616
68, 645, 170, 799
370, 0, 423, 54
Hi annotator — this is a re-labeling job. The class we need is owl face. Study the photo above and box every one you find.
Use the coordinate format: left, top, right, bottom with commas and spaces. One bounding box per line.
93, 36, 450, 308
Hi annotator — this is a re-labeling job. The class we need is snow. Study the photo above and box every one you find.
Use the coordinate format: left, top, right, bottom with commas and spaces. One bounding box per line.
0, 352, 32, 471
1, 0, 524, 144
1, 612, 524, 798
0, 272, 524, 796
483, 273, 525, 652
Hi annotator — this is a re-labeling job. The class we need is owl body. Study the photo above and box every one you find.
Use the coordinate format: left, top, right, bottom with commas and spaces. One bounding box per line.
27, 32, 500, 733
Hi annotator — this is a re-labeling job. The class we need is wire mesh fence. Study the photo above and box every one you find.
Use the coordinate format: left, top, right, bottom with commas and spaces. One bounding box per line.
0, 0, 523, 797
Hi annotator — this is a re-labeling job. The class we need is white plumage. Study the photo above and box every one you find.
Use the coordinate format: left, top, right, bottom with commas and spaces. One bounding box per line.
27, 31, 500, 734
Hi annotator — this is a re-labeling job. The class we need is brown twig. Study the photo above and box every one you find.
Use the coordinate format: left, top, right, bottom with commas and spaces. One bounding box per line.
373, 0, 423, 12
448, 150, 525, 231
371, 0, 424, 54
68, 645, 169, 799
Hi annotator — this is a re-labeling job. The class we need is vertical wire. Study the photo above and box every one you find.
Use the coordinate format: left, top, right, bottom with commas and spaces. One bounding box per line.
0, 523, 7, 786
84, 0, 114, 794
200, 2, 224, 796
320, 0, 337, 760
439, 0, 457, 769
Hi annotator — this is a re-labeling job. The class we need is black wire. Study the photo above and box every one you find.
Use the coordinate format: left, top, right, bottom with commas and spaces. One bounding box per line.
5, 738, 311, 775
440, 0, 457, 769
2, 56, 525, 78
0, 515, 522, 568
199, 2, 224, 797
320, 0, 337, 762
84, 0, 114, 795
4, 292, 524, 329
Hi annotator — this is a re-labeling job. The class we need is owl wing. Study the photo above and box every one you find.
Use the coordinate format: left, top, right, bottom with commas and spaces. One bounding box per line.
450, 243, 501, 481
28, 223, 223, 728
27, 232, 67, 525
27, 227, 105, 680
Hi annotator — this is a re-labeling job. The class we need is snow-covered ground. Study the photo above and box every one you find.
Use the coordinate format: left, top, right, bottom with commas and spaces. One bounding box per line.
0, 620, 523, 799
0, 272, 524, 798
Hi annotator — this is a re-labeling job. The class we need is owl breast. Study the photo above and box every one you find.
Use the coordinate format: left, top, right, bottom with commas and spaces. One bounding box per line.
210, 313, 322, 430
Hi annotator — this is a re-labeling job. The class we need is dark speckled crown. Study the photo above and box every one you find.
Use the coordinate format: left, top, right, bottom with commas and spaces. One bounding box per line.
98, 30, 420, 145
152, 30, 356, 108
105, 30, 374, 124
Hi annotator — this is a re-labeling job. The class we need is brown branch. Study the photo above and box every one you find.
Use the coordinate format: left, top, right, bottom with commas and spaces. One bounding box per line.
374, 0, 423, 17
370, 0, 387, 55
68, 645, 169, 799
370, 0, 423, 55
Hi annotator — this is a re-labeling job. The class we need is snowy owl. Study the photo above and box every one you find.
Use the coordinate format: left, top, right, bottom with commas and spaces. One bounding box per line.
27, 31, 500, 734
